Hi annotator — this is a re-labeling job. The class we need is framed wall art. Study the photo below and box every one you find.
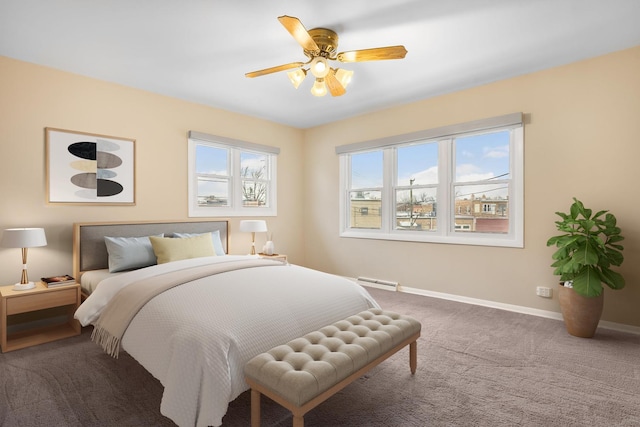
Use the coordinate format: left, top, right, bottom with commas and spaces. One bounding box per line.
46, 127, 136, 205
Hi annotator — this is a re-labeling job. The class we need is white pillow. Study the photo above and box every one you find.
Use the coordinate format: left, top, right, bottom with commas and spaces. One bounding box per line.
104, 234, 163, 273
172, 230, 226, 256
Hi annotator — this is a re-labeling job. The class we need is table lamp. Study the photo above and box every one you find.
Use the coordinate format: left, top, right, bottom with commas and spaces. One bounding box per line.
239, 220, 267, 255
1, 227, 48, 290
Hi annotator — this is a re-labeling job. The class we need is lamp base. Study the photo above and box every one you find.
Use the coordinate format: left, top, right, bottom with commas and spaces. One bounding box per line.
13, 281, 36, 291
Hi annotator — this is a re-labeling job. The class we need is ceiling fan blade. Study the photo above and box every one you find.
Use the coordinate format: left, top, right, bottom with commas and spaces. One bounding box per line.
278, 15, 320, 52
325, 70, 346, 97
337, 45, 407, 62
245, 62, 305, 78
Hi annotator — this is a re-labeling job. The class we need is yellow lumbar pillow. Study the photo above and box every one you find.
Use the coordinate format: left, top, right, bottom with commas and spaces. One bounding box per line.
149, 234, 215, 264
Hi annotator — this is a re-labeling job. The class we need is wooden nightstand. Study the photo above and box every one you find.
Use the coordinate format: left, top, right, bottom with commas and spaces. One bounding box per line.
259, 253, 288, 262
0, 281, 81, 352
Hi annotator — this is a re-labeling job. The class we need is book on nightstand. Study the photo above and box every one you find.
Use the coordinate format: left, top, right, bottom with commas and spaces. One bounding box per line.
41, 275, 75, 288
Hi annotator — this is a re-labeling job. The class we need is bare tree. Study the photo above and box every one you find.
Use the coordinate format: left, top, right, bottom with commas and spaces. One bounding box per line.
241, 165, 267, 205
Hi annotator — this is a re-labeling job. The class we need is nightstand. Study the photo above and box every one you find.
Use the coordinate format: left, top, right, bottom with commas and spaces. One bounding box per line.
259, 253, 288, 262
1, 281, 81, 352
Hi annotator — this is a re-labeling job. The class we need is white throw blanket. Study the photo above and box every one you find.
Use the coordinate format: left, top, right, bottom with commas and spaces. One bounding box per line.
75, 256, 378, 427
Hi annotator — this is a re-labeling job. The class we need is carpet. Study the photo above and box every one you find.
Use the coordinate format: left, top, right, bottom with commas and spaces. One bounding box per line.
1, 287, 639, 426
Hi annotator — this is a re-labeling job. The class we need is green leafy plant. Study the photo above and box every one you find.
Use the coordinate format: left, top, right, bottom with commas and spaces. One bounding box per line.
546, 198, 625, 297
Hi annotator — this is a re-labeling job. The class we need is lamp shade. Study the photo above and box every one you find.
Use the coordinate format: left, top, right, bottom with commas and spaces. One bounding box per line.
310, 56, 329, 78
239, 220, 267, 233
310, 79, 327, 97
287, 68, 307, 89
1, 228, 47, 248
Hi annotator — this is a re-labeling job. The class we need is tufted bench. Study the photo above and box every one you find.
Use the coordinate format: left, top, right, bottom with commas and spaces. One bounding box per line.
244, 308, 421, 427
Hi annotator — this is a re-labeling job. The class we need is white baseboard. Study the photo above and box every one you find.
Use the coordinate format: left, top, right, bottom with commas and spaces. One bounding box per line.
358, 280, 640, 336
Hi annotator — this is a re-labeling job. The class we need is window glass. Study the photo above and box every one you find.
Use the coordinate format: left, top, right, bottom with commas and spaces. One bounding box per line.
453, 131, 511, 234
241, 151, 269, 207
454, 183, 510, 234
197, 177, 229, 207
395, 187, 437, 231
349, 190, 382, 229
196, 145, 227, 175
397, 142, 438, 185
455, 131, 510, 183
351, 151, 382, 189
241, 151, 268, 179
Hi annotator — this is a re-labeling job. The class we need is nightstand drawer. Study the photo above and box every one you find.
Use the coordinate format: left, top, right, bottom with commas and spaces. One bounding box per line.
6, 288, 77, 315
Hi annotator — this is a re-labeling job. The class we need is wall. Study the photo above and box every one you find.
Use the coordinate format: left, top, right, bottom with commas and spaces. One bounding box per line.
0, 56, 305, 285
303, 46, 640, 327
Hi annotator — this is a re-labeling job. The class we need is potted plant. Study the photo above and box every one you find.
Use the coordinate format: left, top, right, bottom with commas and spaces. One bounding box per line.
546, 197, 625, 337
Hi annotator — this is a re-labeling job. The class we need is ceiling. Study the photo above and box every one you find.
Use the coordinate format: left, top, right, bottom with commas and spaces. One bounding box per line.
2, 1, 640, 129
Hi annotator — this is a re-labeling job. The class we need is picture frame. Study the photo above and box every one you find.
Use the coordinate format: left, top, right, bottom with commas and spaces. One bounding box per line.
45, 127, 136, 205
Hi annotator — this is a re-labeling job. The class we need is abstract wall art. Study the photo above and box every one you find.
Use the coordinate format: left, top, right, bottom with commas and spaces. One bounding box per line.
46, 128, 136, 205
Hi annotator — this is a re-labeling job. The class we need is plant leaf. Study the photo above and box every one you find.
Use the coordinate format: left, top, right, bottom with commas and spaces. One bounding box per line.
592, 209, 608, 220
573, 241, 599, 266
570, 201, 580, 219
571, 266, 603, 297
600, 268, 625, 290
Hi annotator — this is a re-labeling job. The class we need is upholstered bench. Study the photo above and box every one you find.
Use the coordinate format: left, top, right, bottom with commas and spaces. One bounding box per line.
244, 308, 422, 427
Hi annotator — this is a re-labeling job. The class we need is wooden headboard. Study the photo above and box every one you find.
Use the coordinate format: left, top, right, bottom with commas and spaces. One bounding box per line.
72, 219, 229, 280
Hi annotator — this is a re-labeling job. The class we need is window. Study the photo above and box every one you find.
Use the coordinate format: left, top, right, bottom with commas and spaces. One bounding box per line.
188, 131, 278, 217
337, 113, 523, 247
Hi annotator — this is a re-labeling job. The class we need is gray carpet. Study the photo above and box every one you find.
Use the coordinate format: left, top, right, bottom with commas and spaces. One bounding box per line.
1, 287, 639, 426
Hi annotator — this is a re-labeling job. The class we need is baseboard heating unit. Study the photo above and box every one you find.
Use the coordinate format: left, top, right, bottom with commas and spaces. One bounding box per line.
356, 276, 399, 291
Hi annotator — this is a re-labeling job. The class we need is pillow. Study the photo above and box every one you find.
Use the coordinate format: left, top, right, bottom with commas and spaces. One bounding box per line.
104, 234, 163, 273
172, 230, 225, 256
149, 234, 215, 264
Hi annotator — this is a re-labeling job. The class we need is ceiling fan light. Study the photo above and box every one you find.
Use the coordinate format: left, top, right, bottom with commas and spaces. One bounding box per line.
310, 78, 327, 97
310, 56, 329, 78
287, 68, 307, 89
335, 68, 354, 88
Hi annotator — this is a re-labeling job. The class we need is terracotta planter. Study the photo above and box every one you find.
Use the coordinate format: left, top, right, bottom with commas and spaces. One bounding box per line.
557, 284, 604, 338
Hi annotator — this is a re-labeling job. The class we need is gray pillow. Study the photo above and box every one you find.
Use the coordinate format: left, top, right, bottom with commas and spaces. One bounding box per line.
104, 234, 163, 272
172, 230, 225, 256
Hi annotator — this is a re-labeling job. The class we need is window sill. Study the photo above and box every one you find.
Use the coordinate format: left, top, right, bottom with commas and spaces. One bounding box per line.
340, 230, 523, 248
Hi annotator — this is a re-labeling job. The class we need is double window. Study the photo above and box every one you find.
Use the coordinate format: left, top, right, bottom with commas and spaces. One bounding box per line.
337, 113, 523, 247
188, 131, 278, 217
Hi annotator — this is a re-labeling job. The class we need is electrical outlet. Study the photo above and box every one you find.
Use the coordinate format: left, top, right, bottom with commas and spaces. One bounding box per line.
536, 286, 553, 298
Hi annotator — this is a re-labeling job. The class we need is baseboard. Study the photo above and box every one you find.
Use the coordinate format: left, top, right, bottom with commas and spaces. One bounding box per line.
357, 280, 640, 336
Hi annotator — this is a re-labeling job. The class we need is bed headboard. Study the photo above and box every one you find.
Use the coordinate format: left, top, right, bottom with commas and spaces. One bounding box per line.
72, 219, 229, 279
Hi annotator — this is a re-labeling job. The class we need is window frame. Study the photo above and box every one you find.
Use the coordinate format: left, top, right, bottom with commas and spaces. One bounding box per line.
338, 114, 524, 248
188, 132, 278, 217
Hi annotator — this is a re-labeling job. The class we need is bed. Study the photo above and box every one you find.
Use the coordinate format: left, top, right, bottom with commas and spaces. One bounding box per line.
72, 220, 379, 427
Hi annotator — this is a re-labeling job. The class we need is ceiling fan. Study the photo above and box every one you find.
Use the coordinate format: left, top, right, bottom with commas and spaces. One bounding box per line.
245, 15, 407, 97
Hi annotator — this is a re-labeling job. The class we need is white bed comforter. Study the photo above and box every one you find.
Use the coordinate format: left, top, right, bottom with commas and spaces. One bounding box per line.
75, 256, 379, 426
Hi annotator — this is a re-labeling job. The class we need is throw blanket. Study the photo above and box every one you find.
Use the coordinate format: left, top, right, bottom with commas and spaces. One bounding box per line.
92, 258, 282, 357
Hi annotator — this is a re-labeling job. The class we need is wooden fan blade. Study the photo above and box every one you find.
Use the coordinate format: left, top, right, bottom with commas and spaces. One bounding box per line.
278, 15, 320, 52
337, 45, 407, 62
245, 62, 305, 78
325, 70, 346, 97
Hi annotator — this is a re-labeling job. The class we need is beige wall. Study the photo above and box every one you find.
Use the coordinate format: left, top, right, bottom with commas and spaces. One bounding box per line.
0, 56, 305, 285
1, 46, 639, 328
303, 46, 640, 327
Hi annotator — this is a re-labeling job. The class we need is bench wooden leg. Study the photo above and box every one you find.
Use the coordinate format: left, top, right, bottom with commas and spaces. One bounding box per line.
251, 389, 261, 427
293, 414, 304, 427
410, 340, 417, 374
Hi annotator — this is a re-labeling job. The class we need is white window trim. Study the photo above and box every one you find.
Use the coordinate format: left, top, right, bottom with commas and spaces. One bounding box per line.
338, 114, 524, 248
188, 131, 278, 217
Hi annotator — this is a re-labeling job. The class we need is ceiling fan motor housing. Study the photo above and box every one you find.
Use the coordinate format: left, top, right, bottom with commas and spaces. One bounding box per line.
304, 28, 339, 58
